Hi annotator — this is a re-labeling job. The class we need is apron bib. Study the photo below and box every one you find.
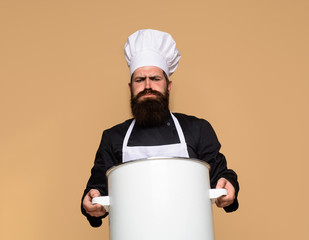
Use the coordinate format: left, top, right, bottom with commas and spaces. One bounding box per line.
122, 113, 189, 163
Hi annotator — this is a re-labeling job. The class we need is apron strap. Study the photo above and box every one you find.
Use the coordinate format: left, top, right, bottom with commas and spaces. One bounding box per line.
122, 119, 136, 155
170, 113, 186, 144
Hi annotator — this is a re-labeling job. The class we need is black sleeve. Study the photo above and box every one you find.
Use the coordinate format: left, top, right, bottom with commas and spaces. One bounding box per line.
197, 120, 239, 212
80, 130, 119, 227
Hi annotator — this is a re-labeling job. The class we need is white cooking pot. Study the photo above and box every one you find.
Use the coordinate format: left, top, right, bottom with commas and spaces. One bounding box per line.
92, 157, 227, 240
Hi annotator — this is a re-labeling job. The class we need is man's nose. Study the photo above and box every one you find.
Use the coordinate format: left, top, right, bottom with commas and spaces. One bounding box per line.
144, 78, 152, 89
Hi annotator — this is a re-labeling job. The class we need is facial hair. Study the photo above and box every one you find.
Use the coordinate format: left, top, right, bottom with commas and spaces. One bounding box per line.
130, 88, 170, 127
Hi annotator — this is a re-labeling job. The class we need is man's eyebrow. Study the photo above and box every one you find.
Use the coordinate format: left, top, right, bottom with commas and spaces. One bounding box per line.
149, 75, 162, 79
133, 75, 146, 79
133, 75, 162, 79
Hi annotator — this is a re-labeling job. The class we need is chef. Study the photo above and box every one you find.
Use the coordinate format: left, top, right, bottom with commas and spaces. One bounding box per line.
81, 29, 239, 227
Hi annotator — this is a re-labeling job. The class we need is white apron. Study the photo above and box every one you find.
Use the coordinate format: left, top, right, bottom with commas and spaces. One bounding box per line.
122, 113, 189, 162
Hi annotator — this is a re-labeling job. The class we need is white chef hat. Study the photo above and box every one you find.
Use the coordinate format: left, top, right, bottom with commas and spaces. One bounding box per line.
124, 29, 181, 76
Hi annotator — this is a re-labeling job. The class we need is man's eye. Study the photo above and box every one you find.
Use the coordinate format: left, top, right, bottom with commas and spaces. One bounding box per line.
135, 79, 143, 83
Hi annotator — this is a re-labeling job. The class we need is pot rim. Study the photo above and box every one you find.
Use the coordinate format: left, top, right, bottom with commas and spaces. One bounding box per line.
106, 157, 210, 177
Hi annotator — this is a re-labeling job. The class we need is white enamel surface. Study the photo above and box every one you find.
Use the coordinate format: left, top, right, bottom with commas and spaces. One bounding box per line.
98, 158, 219, 240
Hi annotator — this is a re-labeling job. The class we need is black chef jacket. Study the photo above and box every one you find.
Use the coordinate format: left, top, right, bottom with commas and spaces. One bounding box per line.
82, 112, 239, 227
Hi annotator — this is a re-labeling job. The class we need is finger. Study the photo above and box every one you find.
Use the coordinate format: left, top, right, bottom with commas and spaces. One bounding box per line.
83, 190, 101, 211
215, 181, 236, 208
86, 202, 103, 212
216, 178, 227, 189
216, 179, 235, 199
215, 193, 235, 208
215, 197, 225, 208
86, 204, 106, 217
223, 181, 236, 199
216, 197, 230, 208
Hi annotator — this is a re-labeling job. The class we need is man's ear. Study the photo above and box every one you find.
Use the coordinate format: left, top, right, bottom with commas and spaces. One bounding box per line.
168, 81, 172, 92
128, 82, 131, 89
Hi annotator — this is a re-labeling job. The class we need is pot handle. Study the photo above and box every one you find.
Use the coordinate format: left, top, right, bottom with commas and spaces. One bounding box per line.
209, 188, 227, 204
92, 196, 110, 212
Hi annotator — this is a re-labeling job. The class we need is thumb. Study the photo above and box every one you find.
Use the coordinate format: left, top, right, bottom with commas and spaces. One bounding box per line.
216, 178, 227, 189
89, 189, 101, 198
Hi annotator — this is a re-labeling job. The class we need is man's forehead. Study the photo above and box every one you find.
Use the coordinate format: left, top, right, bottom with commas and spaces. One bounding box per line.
133, 66, 164, 77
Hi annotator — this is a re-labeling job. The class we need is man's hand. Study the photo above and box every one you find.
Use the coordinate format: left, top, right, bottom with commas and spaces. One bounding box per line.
215, 178, 235, 208
82, 189, 106, 217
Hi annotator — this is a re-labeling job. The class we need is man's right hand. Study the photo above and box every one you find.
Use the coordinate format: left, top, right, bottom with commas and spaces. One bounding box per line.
82, 189, 106, 217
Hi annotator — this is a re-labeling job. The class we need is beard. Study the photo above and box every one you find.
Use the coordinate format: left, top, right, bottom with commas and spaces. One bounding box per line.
130, 88, 170, 127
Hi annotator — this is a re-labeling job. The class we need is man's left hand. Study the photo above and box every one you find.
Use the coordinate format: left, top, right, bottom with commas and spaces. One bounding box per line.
215, 178, 235, 208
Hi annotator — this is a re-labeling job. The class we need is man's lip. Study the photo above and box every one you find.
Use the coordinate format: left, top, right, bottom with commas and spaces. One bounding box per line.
138, 94, 157, 101
141, 93, 156, 98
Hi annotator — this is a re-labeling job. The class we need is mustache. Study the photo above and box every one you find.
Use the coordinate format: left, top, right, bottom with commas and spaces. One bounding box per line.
134, 88, 164, 100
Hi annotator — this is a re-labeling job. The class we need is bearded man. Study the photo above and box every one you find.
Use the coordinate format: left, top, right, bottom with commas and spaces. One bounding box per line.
130, 67, 170, 127
81, 29, 239, 227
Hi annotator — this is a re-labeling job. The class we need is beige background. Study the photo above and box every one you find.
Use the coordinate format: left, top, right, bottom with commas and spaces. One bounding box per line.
1, 0, 308, 239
